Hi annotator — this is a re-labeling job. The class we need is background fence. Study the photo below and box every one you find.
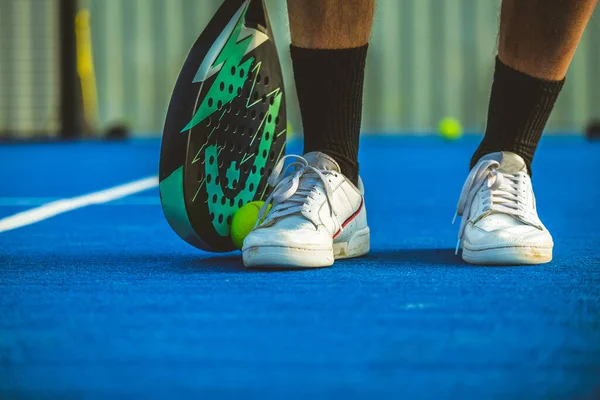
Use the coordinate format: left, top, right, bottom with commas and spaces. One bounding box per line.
0, 0, 61, 137
2, 0, 600, 137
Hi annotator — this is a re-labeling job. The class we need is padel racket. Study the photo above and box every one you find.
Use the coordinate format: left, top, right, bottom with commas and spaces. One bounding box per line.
159, 0, 286, 252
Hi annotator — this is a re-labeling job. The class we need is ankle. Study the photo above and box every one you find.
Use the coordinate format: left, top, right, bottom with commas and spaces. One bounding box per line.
471, 56, 565, 176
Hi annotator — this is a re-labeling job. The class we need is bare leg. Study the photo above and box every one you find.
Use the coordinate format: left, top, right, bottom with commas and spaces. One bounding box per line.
499, 0, 598, 80
287, 0, 374, 49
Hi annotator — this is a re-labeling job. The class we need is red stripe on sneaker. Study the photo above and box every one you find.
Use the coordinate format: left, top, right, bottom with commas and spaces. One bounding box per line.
333, 197, 364, 239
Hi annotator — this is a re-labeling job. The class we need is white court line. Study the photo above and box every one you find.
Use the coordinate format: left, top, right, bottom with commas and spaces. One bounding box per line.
0, 197, 160, 206
0, 176, 158, 233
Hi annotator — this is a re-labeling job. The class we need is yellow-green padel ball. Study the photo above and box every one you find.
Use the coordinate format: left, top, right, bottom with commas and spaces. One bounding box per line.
438, 117, 463, 140
230, 201, 271, 250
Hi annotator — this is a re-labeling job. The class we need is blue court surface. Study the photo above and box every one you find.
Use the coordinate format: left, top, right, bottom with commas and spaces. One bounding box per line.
1, 136, 599, 399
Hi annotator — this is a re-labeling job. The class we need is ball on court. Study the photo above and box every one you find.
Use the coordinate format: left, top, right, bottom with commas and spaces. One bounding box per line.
230, 201, 271, 250
438, 117, 463, 140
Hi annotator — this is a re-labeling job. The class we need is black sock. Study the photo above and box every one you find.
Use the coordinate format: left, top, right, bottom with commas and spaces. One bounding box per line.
290, 44, 368, 185
471, 56, 565, 175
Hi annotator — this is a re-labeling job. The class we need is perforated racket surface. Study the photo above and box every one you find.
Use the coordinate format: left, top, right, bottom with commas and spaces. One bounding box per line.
159, 0, 286, 252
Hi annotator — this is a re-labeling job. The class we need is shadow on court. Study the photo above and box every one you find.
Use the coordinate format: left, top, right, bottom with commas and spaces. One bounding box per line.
179, 248, 470, 272
362, 249, 467, 266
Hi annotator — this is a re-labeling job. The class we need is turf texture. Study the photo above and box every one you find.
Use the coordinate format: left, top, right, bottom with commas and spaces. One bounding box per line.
1, 136, 599, 399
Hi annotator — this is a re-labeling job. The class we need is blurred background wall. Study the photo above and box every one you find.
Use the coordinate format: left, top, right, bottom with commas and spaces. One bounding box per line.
2, 0, 600, 137
0, 0, 61, 135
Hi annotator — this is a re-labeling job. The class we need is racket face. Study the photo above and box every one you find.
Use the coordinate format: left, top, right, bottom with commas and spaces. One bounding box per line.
159, 0, 286, 252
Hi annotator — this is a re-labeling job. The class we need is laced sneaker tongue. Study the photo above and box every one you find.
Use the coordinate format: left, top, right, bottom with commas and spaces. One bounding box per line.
476, 151, 530, 229
303, 152, 342, 172
479, 151, 527, 174
261, 152, 338, 231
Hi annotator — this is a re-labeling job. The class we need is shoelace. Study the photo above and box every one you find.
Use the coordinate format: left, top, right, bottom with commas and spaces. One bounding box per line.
255, 155, 341, 232
453, 159, 540, 254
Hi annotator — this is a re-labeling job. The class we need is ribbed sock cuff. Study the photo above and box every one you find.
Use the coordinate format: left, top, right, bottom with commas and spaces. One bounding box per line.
290, 44, 368, 184
471, 56, 565, 175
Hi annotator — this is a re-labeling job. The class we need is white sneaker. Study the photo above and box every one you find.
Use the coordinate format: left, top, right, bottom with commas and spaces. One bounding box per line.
454, 151, 553, 265
242, 152, 370, 268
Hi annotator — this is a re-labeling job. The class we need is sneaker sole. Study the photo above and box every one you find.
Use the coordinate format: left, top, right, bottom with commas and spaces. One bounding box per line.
334, 227, 370, 260
243, 227, 370, 268
462, 246, 552, 265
